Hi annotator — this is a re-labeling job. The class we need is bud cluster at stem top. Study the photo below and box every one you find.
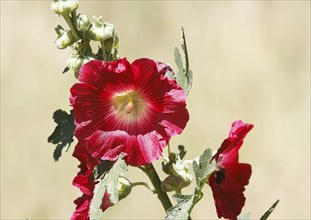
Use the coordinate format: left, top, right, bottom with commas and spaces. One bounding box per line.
51, 0, 119, 77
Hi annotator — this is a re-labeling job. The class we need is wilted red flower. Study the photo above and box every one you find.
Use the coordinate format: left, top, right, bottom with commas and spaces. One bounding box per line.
208, 120, 253, 220
70, 58, 189, 166
71, 142, 113, 220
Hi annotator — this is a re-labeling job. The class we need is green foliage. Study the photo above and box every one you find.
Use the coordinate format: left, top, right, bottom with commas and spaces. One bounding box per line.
173, 28, 193, 95
47, 109, 75, 161
89, 154, 128, 220
192, 148, 216, 189
260, 200, 280, 220
166, 194, 194, 220
165, 148, 216, 220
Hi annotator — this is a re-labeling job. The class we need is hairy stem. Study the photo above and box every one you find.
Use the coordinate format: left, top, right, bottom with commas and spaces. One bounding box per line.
140, 164, 173, 212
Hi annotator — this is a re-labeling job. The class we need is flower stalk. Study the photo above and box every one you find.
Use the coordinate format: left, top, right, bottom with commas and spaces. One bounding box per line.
62, 13, 81, 40
140, 164, 173, 212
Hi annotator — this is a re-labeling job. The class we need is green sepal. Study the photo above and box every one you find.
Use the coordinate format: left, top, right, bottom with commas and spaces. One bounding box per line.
47, 109, 75, 161
260, 199, 280, 220
62, 66, 70, 74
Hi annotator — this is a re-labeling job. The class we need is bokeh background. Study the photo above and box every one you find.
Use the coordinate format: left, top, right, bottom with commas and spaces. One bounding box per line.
1, 1, 310, 219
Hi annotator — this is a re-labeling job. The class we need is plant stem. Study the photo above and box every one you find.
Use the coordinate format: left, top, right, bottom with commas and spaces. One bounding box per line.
101, 41, 107, 61
62, 13, 81, 40
140, 164, 173, 212
167, 141, 171, 155
131, 181, 156, 193
82, 31, 92, 53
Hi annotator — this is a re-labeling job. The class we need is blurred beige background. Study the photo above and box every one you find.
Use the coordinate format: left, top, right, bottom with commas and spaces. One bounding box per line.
1, 1, 310, 219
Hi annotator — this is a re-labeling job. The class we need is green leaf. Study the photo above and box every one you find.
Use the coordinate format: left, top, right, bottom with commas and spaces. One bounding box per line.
192, 148, 216, 189
89, 175, 107, 220
165, 194, 194, 220
105, 153, 128, 204
260, 199, 280, 220
47, 109, 75, 161
174, 47, 184, 77
173, 28, 193, 95
89, 154, 128, 220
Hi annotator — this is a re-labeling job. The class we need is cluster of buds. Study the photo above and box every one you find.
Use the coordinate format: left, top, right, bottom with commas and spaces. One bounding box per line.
51, 0, 119, 77
161, 152, 193, 193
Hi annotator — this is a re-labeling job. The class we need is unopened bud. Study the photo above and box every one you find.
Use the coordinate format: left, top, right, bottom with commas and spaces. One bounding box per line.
76, 14, 90, 31
55, 25, 74, 49
66, 53, 94, 76
118, 177, 132, 200
88, 16, 115, 42
161, 158, 193, 192
51, 0, 79, 15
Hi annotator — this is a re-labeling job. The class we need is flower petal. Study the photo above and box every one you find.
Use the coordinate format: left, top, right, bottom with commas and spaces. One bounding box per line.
209, 163, 252, 220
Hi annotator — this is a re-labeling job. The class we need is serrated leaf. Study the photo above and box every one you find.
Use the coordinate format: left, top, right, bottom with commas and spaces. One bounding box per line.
105, 153, 128, 204
260, 199, 279, 220
89, 154, 128, 220
174, 28, 193, 95
47, 109, 75, 161
192, 148, 216, 188
165, 194, 194, 220
89, 176, 107, 220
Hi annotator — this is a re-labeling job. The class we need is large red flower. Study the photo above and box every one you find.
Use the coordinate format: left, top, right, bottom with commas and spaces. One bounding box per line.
70, 58, 189, 166
208, 120, 253, 220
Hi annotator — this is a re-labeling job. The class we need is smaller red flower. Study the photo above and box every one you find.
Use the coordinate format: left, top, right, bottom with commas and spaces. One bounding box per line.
208, 120, 253, 220
71, 142, 113, 220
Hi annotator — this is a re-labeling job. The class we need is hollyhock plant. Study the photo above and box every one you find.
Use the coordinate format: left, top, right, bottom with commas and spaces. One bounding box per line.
208, 120, 253, 220
70, 58, 189, 166
49, 2, 279, 219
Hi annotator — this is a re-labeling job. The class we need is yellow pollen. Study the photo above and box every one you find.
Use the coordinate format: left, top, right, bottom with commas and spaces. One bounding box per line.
112, 91, 147, 121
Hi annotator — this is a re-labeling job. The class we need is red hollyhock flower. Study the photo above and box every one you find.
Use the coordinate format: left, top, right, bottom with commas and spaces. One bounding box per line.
70, 58, 189, 166
208, 120, 253, 220
71, 142, 113, 220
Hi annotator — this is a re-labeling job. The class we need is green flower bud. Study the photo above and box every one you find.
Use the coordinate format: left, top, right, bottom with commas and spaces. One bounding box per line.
161, 158, 193, 192
76, 14, 90, 31
51, 0, 79, 15
55, 25, 74, 49
66, 53, 94, 77
88, 16, 115, 42
118, 177, 132, 200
